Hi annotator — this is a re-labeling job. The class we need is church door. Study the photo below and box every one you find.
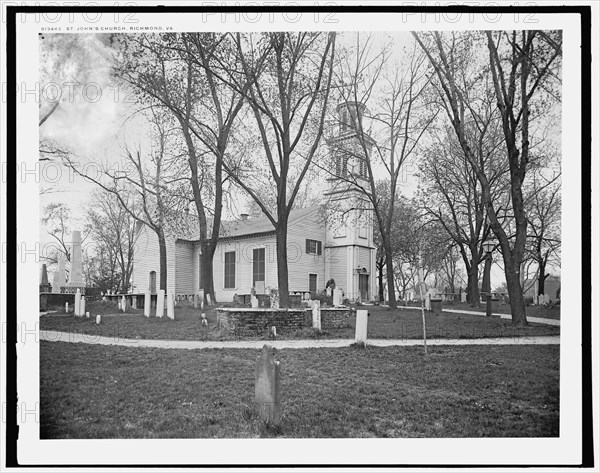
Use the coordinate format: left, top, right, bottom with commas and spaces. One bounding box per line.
359, 274, 369, 301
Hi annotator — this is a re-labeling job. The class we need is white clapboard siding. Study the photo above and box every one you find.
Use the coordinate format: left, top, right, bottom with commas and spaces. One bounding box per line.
213, 234, 278, 302
286, 207, 327, 292
175, 241, 195, 294
326, 244, 348, 292
131, 225, 176, 294
358, 246, 371, 270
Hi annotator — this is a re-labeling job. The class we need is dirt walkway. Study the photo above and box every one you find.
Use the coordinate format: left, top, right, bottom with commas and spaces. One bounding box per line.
40, 330, 560, 350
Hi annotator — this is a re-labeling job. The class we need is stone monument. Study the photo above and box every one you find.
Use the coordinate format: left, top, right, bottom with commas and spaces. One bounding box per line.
156, 289, 165, 317
255, 344, 281, 424
39, 264, 51, 293
67, 230, 85, 289
166, 291, 175, 320
333, 287, 344, 307
355, 309, 368, 344
312, 300, 321, 330
144, 290, 151, 317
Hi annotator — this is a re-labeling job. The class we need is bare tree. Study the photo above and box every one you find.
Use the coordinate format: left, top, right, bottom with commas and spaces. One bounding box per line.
324, 34, 435, 309
413, 30, 561, 326
209, 32, 336, 307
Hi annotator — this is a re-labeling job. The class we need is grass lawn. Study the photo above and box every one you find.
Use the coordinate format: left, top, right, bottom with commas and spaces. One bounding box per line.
40, 301, 559, 342
40, 341, 559, 438
444, 301, 561, 320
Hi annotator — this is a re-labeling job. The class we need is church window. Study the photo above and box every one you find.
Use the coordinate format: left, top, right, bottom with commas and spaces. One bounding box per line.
305, 239, 322, 256
224, 251, 236, 289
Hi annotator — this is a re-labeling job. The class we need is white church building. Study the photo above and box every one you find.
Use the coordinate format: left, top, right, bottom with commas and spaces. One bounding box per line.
131, 102, 377, 303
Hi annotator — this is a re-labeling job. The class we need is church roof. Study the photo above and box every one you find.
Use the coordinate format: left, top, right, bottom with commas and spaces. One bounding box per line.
171, 205, 322, 242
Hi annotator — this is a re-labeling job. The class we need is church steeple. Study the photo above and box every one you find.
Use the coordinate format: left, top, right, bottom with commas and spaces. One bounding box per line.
327, 101, 374, 185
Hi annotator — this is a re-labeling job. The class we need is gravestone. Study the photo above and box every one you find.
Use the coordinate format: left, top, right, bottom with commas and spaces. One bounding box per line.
255, 344, 281, 424
96, 314, 101, 325
206, 293, 212, 306
156, 289, 165, 317
132, 296, 137, 309
251, 295, 259, 309
74, 289, 81, 316
194, 294, 199, 309
166, 291, 175, 320
425, 294, 431, 311
270, 290, 279, 310
355, 309, 368, 344
65, 302, 69, 314
54, 255, 66, 293
144, 290, 151, 317
121, 295, 127, 313
80, 296, 86, 318
67, 231, 84, 288
312, 300, 321, 330
326, 287, 332, 297
461, 292, 467, 303
333, 287, 343, 307
39, 264, 51, 293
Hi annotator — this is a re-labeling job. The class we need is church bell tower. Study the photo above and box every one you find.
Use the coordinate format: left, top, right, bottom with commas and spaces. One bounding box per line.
323, 101, 377, 303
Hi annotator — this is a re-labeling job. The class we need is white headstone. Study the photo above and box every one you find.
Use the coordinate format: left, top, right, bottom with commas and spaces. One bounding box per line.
206, 293, 212, 306
425, 294, 431, 311
80, 296, 85, 317
461, 292, 467, 303
121, 295, 127, 312
312, 300, 321, 330
333, 287, 343, 307
156, 289, 165, 317
193, 294, 198, 309
67, 231, 84, 287
355, 309, 368, 344
74, 289, 81, 316
65, 302, 69, 314
326, 287, 332, 297
144, 290, 151, 317
166, 291, 175, 320
86, 311, 90, 318
96, 314, 101, 325
251, 295, 259, 309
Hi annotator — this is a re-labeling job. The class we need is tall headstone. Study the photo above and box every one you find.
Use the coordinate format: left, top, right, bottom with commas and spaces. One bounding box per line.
55, 255, 66, 293
65, 302, 69, 314
425, 293, 431, 311
74, 289, 81, 316
52, 271, 60, 293
39, 264, 51, 292
121, 295, 127, 313
96, 314, 101, 325
355, 309, 368, 344
333, 287, 343, 307
461, 291, 467, 303
144, 290, 151, 317
312, 300, 321, 330
156, 289, 165, 317
193, 294, 198, 309
80, 296, 86, 318
67, 230, 84, 288
251, 295, 259, 309
166, 291, 175, 320
255, 344, 281, 424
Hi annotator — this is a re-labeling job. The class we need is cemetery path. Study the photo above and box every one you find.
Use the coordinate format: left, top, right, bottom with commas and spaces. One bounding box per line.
40, 330, 560, 350
386, 306, 560, 326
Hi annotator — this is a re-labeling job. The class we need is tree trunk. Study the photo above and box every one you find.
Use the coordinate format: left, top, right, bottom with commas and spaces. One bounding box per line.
384, 246, 397, 309
482, 254, 492, 294
537, 259, 548, 295
275, 224, 290, 308
467, 263, 480, 307
200, 241, 217, 304
504, 256, 528, 326
157, 228, 167, 291
377, 257, 385, 302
